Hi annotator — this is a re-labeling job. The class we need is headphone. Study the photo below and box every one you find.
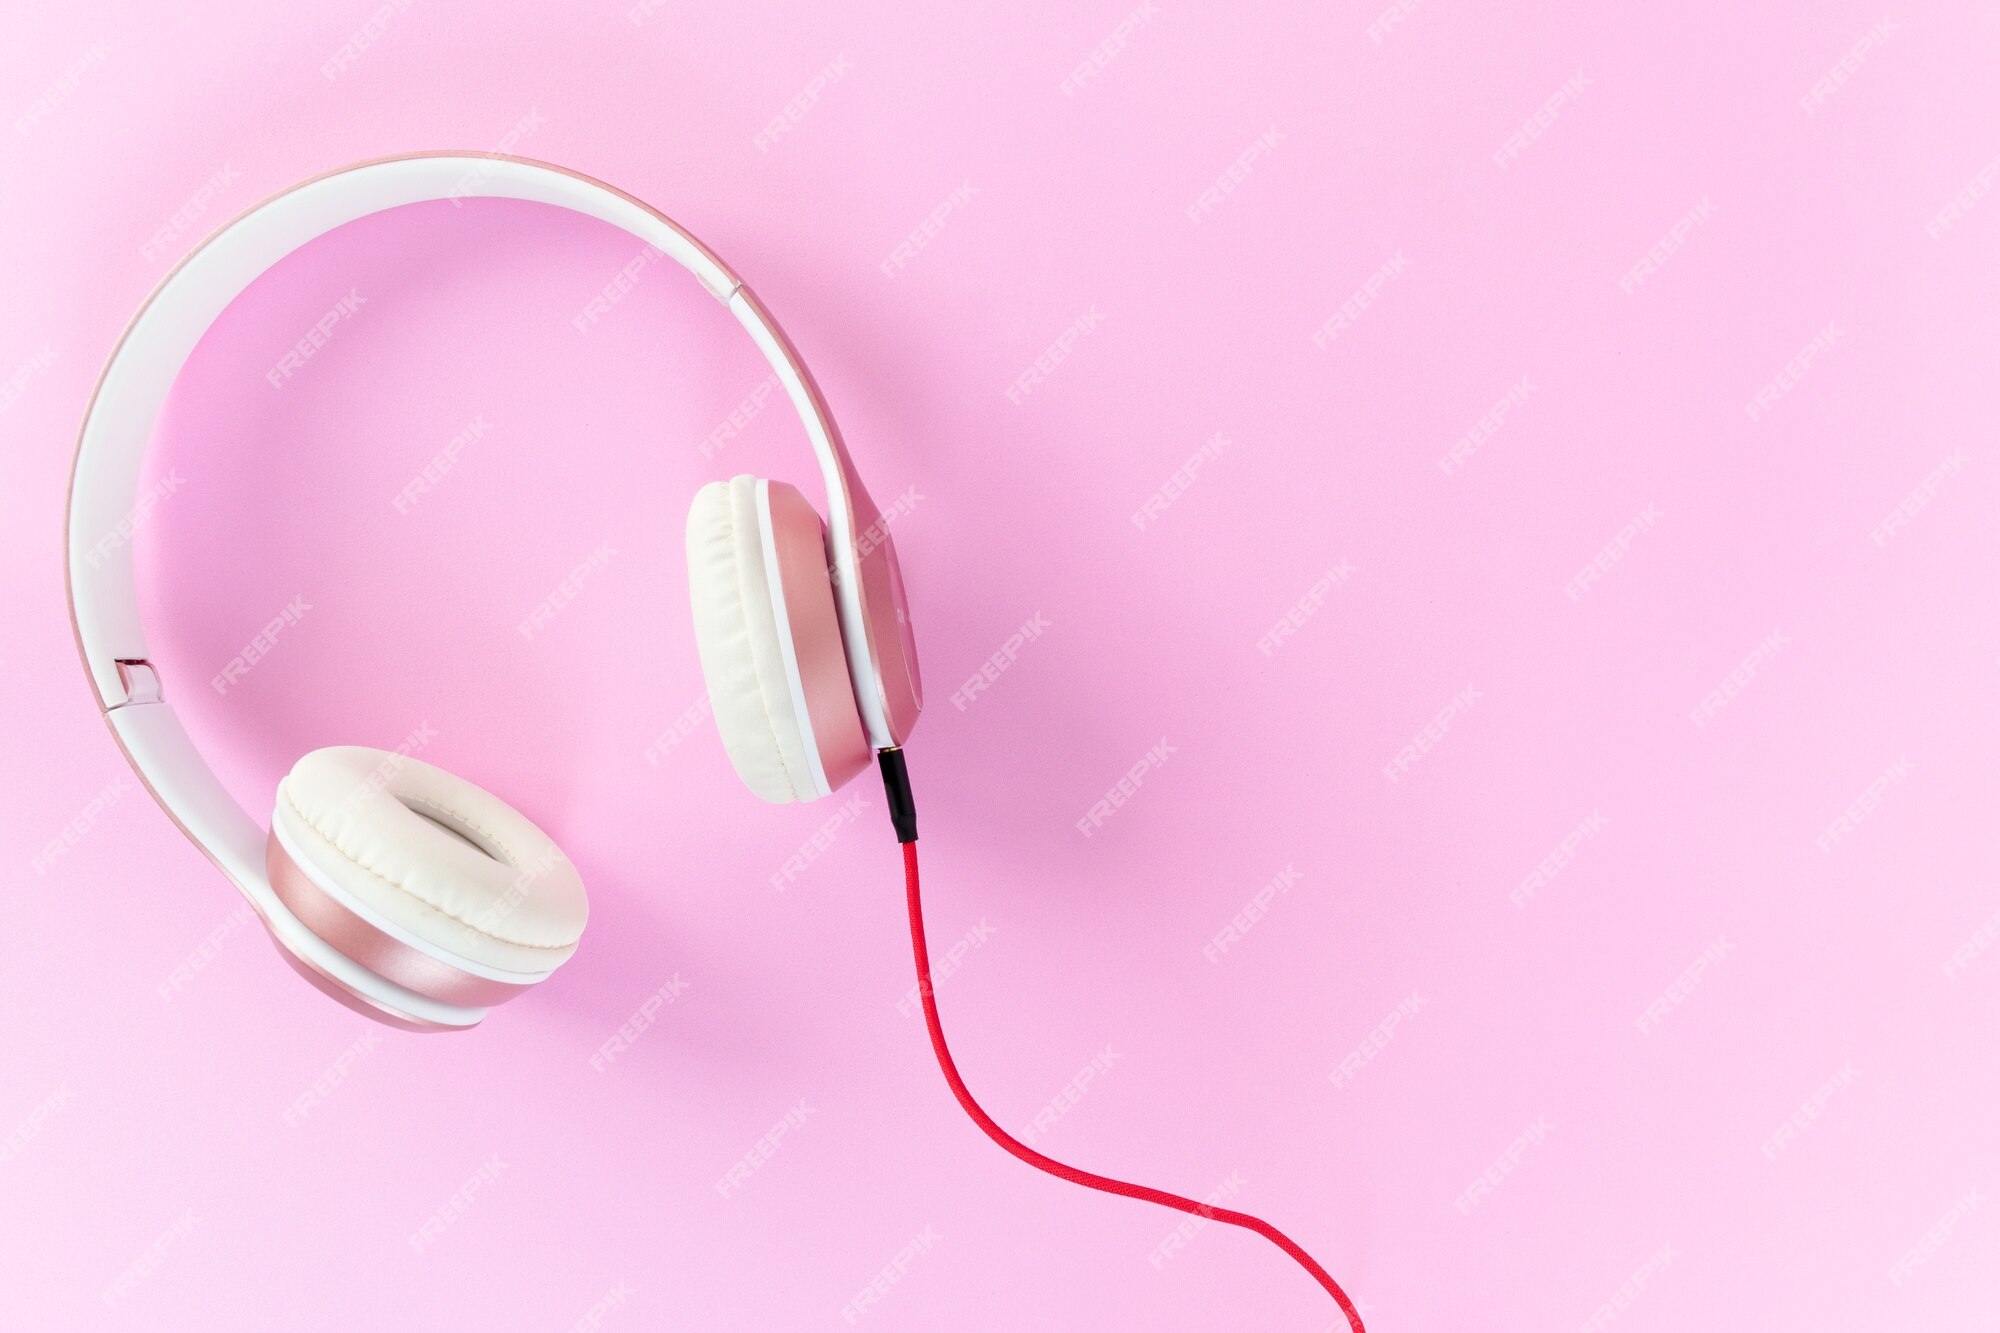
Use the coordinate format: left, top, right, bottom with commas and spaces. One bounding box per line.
65, 153, 1363, 1329
66, 153, 919, 1032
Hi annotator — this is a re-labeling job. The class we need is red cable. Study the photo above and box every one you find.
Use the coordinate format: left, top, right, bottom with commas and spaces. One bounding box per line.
900, 840, 1365, 1332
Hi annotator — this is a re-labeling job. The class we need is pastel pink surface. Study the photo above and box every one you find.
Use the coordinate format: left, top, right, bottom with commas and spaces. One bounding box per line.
2, 2, 1999, 1331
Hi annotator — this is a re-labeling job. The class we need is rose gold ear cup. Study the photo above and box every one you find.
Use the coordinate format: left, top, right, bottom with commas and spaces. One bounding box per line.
762, 480, 873, 792
265, 834, 538, 1012
265, 932, 469, 1033
857, 517, 922, 742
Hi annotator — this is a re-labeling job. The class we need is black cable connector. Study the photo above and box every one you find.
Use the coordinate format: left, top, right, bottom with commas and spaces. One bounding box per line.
877, 746, 919, 844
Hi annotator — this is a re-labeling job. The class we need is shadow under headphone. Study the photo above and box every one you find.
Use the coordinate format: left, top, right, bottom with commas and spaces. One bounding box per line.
65, 154, 1363, 1330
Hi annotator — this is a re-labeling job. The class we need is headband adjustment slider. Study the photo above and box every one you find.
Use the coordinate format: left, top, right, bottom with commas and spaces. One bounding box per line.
111, 659, 162, 710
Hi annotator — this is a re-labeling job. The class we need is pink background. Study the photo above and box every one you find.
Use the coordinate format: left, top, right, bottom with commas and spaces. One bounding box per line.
4, 0, 1999, 1327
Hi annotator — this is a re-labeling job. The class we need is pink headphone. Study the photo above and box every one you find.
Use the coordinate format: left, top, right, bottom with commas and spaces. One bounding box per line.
66, 153, 919, 1031
65, 153, 1363, 1329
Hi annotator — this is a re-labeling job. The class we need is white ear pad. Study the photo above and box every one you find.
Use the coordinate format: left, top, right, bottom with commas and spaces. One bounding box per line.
269, 747, 587, 977
686, 476, 821, 802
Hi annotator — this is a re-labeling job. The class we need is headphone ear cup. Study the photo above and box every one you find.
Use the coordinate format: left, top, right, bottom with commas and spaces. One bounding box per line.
266, 747, 587, 1008
686, 476, 870, 803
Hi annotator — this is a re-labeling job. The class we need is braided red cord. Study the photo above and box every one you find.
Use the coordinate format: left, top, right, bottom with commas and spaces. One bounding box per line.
901, 840, 1365, 1331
